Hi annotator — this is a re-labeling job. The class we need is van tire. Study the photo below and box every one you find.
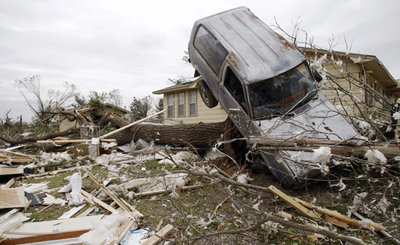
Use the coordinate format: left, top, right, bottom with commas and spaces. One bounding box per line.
199, 80, 218, 108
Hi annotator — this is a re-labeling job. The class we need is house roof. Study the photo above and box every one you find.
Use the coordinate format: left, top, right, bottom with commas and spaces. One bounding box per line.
153, 77, 202, 94
301, 47, 398, 88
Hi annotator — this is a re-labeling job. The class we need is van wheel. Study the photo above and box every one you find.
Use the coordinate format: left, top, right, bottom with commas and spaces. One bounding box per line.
199, 80, 218, 108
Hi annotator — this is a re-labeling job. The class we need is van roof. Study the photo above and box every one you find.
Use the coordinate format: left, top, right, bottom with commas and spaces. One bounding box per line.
193, 7, 305, 84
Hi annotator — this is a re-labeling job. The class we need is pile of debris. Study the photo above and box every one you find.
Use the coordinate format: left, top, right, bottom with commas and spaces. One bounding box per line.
0, 108, 398, 244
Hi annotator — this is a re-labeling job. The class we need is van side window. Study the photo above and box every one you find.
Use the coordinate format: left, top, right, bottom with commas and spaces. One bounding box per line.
194, 26, 228, 74
224, 68, 248, 113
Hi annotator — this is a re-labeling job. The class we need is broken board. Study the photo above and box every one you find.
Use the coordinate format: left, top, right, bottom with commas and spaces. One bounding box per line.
0, 188, 27, 209
0, 166, 24, 176
4, 215, 104, 239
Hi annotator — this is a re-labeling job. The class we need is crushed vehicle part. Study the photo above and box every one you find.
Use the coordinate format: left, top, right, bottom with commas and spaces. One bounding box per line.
188, 7, 359, 188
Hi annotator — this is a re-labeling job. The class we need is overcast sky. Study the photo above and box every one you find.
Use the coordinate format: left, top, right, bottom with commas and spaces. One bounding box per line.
1, 0, 399, 121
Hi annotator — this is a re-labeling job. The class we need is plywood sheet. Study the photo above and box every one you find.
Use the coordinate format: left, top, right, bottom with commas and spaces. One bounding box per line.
0, 187, 27, 209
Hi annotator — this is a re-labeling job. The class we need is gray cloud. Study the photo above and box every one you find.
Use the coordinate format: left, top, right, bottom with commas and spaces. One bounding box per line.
1, 0, 399, 121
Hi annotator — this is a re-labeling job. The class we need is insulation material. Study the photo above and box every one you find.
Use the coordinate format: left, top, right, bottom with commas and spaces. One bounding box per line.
79, 214, 129, 245
59, 173, 84, 206
121, 173, 188, 193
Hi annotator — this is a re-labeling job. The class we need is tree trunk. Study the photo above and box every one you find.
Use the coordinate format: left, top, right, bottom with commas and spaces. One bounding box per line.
106, 114, 226, 148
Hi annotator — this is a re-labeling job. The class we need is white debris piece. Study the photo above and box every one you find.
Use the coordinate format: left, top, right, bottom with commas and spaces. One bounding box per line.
330, 179, 346, 191
236, 174, 249, 185
101, 142, 117, 150
377, 197, 390, 214
365, 149, 387, 164
121, 173, 189, 193
59, 173, 84, 206
95, 154, 111, 165
43, 194, 67, 205
0, 209, 29, 235
23, 182, 49, 194
205, 148, 226, 160
312, 147, 331, 164
39, 152, 72, 166
79, 214, 130, 245
393, 112, 400, 120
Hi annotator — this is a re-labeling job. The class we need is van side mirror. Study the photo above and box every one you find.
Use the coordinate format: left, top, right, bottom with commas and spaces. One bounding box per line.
312, 69, 323, 83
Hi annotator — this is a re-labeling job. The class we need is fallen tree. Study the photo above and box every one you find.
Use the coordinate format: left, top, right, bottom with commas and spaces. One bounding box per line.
106, 113, 226, 148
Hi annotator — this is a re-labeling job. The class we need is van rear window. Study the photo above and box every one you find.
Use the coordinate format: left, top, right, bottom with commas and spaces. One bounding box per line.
194, 26, 228, 73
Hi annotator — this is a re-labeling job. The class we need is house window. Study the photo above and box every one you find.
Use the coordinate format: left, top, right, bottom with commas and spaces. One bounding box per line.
167, 94, 174, 117
178, 92, 185, 116
189, 90, 197, 115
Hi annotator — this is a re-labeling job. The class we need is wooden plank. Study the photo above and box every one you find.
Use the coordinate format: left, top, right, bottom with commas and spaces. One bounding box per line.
114, 218, 136, 244
268, 185, 319, 220
58, 204, 85, 219
1, 229, 90, 244
3, 178, 15, 188
142, 224, 174, 245
99, 109, 166, 139
80, 189, 117, 214
294, 197, 386, 231
0, 188, 27, 209
0, 166, 24, 176
77, 206, 96, 217
86, 171, 129, 211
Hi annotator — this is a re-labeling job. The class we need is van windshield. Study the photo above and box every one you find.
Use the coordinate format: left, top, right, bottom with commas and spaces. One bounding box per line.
248, 63, 316, 119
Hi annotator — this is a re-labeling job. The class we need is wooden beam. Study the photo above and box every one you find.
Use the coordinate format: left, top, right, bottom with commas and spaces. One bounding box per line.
99, 109, 166, 139
294, 197, 385, 231
80, 189, 117, 214
268, 185, 319, 220
86, 171, 129, 212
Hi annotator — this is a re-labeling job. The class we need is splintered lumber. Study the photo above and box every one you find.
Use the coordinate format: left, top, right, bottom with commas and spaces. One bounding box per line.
0, 188, 28, 209
100, 109, 166, 139
294, 197, 386, 231
107, 113, 226, 146
142, 224, 174, 245
267, 185, 319, 220
86, 171, 129, 211
80, 189, 117, 214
